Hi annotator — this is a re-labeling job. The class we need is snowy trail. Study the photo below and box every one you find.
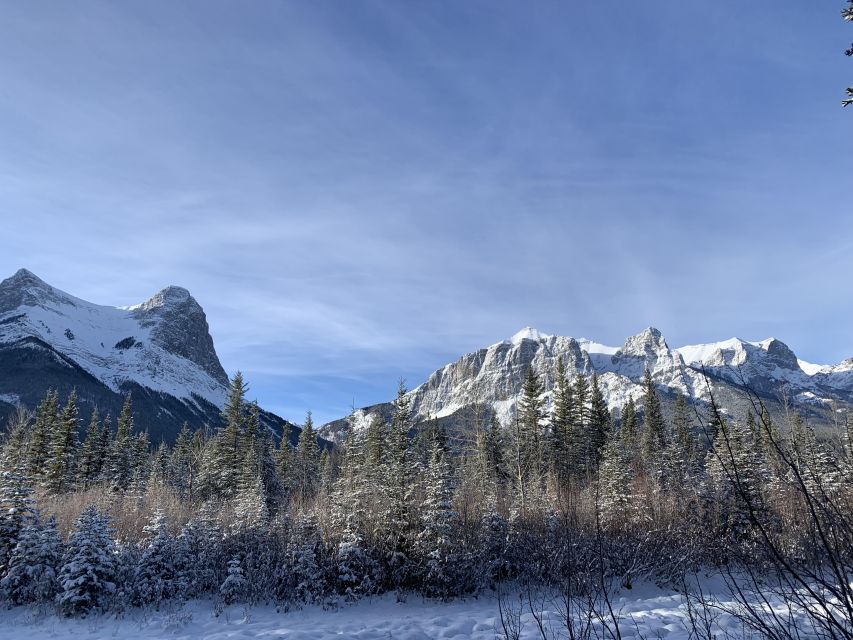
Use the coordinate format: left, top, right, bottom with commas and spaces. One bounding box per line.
0, 585, 763, 640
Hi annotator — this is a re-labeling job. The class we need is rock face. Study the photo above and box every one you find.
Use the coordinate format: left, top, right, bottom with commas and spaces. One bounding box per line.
0, 269, 298, 445
320, 326, 853, 445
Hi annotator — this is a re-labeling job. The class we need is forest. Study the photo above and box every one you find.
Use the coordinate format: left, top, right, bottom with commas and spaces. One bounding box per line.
1, 363, 852, 638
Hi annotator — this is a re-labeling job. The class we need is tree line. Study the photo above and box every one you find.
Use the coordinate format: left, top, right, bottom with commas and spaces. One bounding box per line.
0, 364, 852, 633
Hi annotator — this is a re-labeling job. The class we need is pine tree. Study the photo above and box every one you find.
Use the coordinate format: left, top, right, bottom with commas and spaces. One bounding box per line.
177, 508, 221, 598
0, 513, 63, 605
365, 413, 385, 469
380, 379, 415, 588
167, 423, 193, 497
96, 414, 112, 481
416, 438, 459, 599
705, 416, 766, 539
44, 391, 79, 494
0, 467, 36, 575
129, 430, 152, 493
295, 411, 320, 504
641, 368, 666, 466
28, 390, 58, 481
663, 392, 699, 488
290, 515, 326, 604
109, 394, 134, 491
275, 421, 293, 501
79, 408, 102, 488
598, 433, 636, 529
514, 366, 546, 514
551, 357, 575, 483
571, 374, 590, 473
132, 510, 179, 607
57, 504, 118, 616
587, 373, 611, 471
220, 556, 248, 605
213, 373, 248, 498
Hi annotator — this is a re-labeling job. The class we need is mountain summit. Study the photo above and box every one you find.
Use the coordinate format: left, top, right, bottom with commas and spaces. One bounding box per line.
0, 269, 294, 443
320, 326, 853, 444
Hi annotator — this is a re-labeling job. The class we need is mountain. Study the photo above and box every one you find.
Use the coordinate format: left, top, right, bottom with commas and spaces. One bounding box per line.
0, 269, 299, 444
319, 326, 853, 444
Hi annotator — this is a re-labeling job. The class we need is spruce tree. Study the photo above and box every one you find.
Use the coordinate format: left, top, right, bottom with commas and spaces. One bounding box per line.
0, 467, 36, 575
416, 438, 459, 600
641, 368, 666, 466
109, 394, 134, 491
295, 411, 320, 504
515, 366, 546, 513
79, 408, 102, 488
587, 373, 611, 471
0, 513, 63, 605
132, 510, 179, 607
28, 390, 58, 481
571, 374, 590, 473
57, 505, 118, 616
45, 390, 79, 494
381, 379, 415, 588
551, 357, 575, 483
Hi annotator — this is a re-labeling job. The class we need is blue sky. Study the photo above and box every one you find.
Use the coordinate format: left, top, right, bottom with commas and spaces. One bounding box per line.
1, 1, 852, 425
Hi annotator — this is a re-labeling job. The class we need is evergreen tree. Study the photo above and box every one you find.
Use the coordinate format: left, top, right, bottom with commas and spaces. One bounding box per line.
551, 357, 575, 483
28, 390, 58, 481
0, 467, 36, 575
177, 508, 221, 598
587, 373, 611, 471
295, 411, 320, 503
212, 373, 248, 499
57, 505, 118, 616
168, 423, 195, 498
380, 379, 415, 588
44, 391, 79, 494
416, 438, 459, 599
664, 392, 699, 488
290, 515, 326, 604
514, 366, 546, 514
641, 368, 666, 466
78, 408, 102, 488
220, 556, 248, 605
571, 374, 590, 473
598, 433, 636, 529
109, 394, 135, 491
132, 510, 179, 607
0, 513, 63, 605
365, 413, 385, 469
705, 417, 766, 539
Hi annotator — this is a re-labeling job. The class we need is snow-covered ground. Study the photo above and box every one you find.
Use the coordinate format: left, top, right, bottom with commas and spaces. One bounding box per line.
0, 581, 810, 639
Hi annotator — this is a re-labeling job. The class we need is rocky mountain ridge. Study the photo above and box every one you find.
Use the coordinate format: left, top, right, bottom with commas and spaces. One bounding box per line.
320, 326, 852, 444
0, 269, 298, 444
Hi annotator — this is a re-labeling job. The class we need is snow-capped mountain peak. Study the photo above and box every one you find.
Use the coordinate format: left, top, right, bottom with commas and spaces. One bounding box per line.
509, 326, 550, 345
320, 326, 853, 445
0, 269, 228, 417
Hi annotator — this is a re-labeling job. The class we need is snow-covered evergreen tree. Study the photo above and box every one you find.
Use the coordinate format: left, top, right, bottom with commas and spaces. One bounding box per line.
219, 555, 247, 605
44, 391, 79, 494
131, 510, 179, 607
289, 515, 326, 604
0, 513, 63, 605
57, 504, 118, 616
0, 466, 36, 575
415, 439, 459, 599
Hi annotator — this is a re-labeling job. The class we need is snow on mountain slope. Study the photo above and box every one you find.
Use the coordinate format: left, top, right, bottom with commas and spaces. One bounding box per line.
0, 269, 228, 409
321, 326, 853, 444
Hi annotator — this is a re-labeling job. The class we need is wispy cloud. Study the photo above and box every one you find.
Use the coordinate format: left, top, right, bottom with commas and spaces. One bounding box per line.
1, 1, 852, 423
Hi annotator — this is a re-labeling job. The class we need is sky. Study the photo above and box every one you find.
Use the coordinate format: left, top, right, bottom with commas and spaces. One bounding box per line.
1, 1, 853, 425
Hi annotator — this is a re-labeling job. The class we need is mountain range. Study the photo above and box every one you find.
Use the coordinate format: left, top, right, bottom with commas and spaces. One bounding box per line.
319, 326, 853, 444
2, 268, 850, 449
0, 269, 299, 444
